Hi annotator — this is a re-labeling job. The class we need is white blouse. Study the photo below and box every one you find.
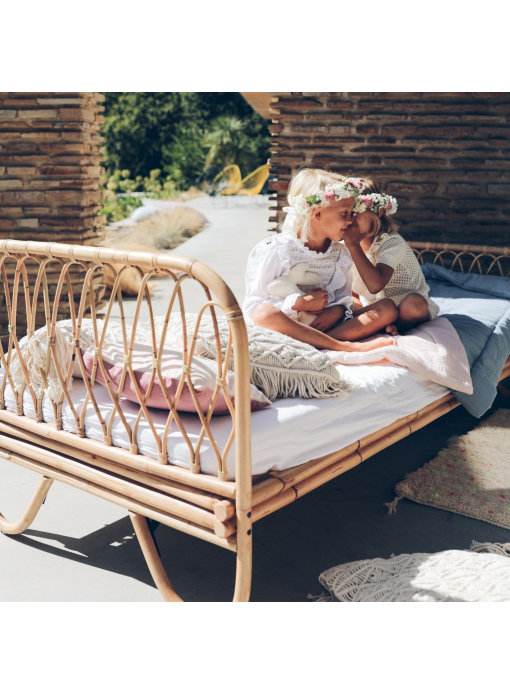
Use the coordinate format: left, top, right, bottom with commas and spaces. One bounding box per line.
243, 233, 354, 321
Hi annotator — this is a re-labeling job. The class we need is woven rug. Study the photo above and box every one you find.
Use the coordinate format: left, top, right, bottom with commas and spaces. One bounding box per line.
314, 542, 510, 602
387, 408, 510, 529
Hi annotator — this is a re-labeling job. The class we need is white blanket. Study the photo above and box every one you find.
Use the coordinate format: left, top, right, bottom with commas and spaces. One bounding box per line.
325, 317, 473, 395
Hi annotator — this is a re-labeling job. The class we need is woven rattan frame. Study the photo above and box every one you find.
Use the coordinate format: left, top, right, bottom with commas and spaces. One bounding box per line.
0, 239, 509, 602
411, 241, 510, 277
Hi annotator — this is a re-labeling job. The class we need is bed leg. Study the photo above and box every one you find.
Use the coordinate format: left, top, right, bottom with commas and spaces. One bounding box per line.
233, 513, 252, 602
0, 475, 53, 535
129, 512, 184, 602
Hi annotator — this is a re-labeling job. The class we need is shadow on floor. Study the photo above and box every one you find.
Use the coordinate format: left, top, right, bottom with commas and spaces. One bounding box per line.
5, 391, 510, 601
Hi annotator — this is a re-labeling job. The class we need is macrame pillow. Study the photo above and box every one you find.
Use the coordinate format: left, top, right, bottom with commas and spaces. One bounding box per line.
157, 314, 355, 402
81, 342, 271, 414
10, 316, 354, 404
317, 542, 510, 602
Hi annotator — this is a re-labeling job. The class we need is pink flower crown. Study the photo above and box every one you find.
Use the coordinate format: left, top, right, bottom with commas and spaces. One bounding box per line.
359, 192, 398, 215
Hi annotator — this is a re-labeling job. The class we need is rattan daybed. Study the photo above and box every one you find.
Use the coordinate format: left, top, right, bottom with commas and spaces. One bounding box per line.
0, 239, 509, 602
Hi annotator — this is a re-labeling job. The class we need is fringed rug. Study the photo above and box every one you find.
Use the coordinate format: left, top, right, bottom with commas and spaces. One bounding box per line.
312, 542, 510, 602
387, 408, 510, 529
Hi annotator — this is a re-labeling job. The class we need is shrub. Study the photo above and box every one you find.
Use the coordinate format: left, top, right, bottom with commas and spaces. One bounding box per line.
101, 207, 207, 296
103, 92, 270, 190
100, 170, 195, 223
101, 193, 143, 223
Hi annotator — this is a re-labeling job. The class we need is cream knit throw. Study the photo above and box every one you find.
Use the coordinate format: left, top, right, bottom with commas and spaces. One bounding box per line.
315, 541, 510, 602
9, 315, 355, 403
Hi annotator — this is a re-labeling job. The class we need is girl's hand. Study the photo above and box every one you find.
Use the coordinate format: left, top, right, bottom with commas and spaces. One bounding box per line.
293, 288, 328, 313
310, 305, 345, 331
343, 225, 363, 249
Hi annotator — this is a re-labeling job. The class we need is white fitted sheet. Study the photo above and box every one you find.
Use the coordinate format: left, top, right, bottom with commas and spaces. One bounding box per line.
1, 364, 448, 480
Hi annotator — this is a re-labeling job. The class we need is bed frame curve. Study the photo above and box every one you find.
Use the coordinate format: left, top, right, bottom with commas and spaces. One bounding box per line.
0, 239, 508, 602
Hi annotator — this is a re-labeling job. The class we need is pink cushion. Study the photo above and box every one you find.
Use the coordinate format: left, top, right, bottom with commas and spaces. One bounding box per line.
81, 342, 271, 415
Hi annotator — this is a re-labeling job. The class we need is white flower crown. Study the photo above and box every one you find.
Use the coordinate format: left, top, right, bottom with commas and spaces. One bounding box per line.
285, 177, 366, 232
282, 179, 397, 236
359, 192, 398, 215
304, 177, 366, 212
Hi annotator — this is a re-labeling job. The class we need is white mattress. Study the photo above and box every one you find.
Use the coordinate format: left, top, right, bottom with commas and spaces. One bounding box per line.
1, 365, 447, 480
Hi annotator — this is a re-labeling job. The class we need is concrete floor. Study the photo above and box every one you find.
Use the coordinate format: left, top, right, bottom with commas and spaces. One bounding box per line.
1, 197, 509, 601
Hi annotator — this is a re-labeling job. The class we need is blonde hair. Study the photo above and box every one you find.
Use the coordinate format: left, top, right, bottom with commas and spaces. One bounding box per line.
284, 168, 347, 243
360, 177, 399, 238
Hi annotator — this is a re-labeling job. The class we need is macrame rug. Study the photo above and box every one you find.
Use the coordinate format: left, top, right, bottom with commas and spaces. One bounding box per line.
313, 541, 510, 602
387, 408, 510, 530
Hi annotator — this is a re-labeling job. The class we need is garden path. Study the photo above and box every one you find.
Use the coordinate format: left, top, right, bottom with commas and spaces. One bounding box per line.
108, 195, 271, 322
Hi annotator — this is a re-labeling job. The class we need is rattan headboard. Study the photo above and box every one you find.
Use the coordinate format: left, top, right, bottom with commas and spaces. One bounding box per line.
410, 241, 510, 277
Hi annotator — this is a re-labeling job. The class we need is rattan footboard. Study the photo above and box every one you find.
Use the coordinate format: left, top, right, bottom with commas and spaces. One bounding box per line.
0, 239, 252, 600
0, 239, 508, 602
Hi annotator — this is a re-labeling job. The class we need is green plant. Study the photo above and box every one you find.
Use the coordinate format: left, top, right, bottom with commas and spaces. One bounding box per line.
100, 170, 203, 223
100, 193, 143, 223
204, 116, 248, 168
103, 169, 175, 195
103, 92, 270, 189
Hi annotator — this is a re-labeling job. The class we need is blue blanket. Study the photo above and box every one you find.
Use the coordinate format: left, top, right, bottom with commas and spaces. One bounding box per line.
423, 263, 510, 417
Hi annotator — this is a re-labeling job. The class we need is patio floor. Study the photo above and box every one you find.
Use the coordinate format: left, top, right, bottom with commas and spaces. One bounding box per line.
1, 197, 509, 601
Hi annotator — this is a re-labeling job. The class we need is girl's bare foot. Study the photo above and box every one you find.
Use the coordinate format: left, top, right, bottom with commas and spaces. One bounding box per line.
332, 335, 398, 352
385, 324, 399, 337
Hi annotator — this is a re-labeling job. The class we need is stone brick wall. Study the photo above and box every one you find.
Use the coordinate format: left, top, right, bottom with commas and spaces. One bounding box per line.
0, 92, 106, 334
268, 92, 510, 245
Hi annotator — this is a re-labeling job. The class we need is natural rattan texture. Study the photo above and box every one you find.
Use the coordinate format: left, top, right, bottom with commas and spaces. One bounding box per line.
0, 239, 509, 601
411, 241, 510, 277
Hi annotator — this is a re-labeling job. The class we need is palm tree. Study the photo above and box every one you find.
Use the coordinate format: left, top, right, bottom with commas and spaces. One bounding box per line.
204, 116, 248, 168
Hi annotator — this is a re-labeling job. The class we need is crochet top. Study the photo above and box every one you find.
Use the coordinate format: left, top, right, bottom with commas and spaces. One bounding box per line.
352, 232, 439, 311
243, 233, 354, 321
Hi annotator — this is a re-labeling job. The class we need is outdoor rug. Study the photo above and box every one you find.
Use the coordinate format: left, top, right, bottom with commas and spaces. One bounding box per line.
387, 408, 510, 529
313, 542, 510, 602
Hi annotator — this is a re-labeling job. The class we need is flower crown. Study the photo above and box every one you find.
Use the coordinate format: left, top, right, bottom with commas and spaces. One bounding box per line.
282, 178, 397, 236
359, 192, 398, 215
304, 177, 366, 212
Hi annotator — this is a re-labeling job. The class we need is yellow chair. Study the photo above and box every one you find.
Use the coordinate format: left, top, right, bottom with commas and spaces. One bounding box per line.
236, 164, 270, 196
214, 164, 242, 195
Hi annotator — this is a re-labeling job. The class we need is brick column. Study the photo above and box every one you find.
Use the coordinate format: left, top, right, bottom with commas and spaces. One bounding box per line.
269, 92, 510, 245
0, 92, 106, 335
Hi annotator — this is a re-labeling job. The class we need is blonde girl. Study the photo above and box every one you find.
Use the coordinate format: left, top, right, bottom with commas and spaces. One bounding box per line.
242, 169, 397, 352
344, 179, 440, 335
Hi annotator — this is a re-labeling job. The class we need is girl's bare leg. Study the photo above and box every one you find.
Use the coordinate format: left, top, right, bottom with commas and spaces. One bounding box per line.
327, 298, 398, 342
253, 303, 396, 352
394, 293, 431, 333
